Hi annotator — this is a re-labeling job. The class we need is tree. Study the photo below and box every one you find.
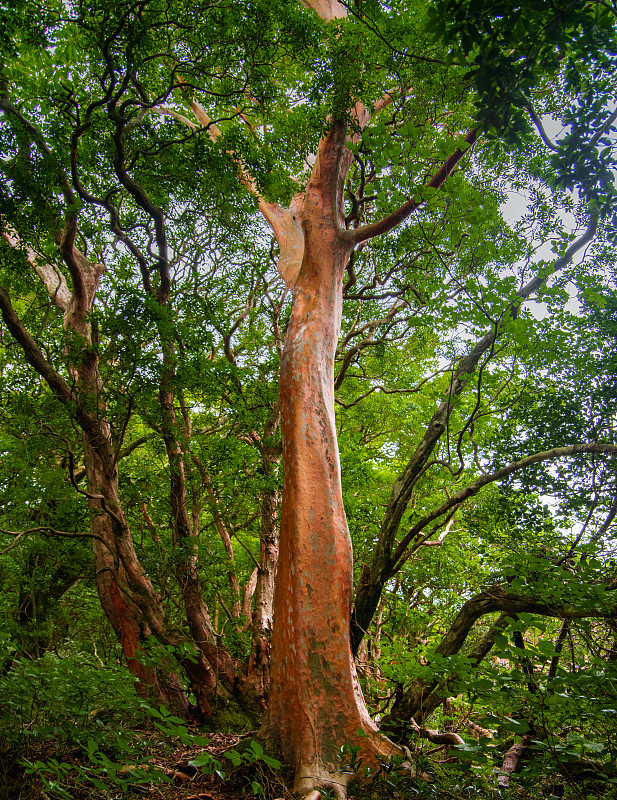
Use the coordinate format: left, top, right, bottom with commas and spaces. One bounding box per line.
2, 0, 617, 796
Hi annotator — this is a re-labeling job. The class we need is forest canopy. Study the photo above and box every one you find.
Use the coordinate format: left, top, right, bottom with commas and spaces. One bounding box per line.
1, 0, 617, 798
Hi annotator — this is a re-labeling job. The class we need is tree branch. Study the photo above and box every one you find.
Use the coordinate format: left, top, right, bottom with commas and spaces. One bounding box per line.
0, 526, 113, 555
299, 0, 347, 21
0, 286, 74, 404
379, 208, 599, 574
1, 231, 71, 312
348, 128, 480, 244
182, 97, 306, 289
0, 97, 76, 207
389, 442, 617, 573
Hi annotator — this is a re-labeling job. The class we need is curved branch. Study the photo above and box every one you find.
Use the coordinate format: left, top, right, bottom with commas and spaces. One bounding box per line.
0, 287, 74, 404
0, 97, 76, 207
1, 231, 71, 312
108, 112, 170, 301
352, 236, 606, 649
525, 101, 559, 152
378, 208, 599, 571
0, 285, 112, 460
438, 584, 616, 660
335, 373, 438, 409
389, 442, 617, 573
348, 128, 480, 244
387, 581, 615, 726
0, 526, 113, 555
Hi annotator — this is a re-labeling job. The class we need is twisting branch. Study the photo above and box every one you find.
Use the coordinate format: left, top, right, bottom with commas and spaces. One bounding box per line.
0, 526, 113, 555
1, 231, 71, 311
0, 287, 74, 405
0, 97, 76, 207
335, 373, 440, 409
64, 448, 125, 529
0, 285, 117, 480
379, 209, 599, 568
108, 108, 170, 301
387, 582, 617, 726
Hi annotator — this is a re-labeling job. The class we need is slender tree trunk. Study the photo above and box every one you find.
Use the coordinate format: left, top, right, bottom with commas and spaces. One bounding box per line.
242, 408, 282, 709
0, 242, 221, 718
87, 462, 221, 718
64, 261, 207, 715
196, 459, 243, 619
83, 433, 208, 717
90, 520, 193, 717
158, 339, 237, 695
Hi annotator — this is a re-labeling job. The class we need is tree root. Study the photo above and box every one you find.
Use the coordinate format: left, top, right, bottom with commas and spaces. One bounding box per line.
291, 734, 415, 799
298, 782, 346, 800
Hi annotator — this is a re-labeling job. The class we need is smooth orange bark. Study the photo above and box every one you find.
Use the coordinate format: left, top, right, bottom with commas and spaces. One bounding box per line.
263, 121, 406, 796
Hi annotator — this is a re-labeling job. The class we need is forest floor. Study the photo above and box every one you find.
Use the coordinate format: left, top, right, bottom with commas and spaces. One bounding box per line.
5, 724, 548, 800
5, 731, 295, 800
138, 732, 293, 800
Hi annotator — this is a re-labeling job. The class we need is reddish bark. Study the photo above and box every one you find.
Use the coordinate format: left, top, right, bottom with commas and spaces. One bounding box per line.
63, 251, 208, 714
83, 429, 222, 718
263, 121, 406, 795
95, 555, 191, 717
81, 398, 207, 716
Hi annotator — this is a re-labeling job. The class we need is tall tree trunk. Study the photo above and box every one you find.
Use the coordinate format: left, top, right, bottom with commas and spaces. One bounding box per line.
262, 121, 405, 797
82, 428, 214, 718
64, 255, 206, 716
90, 520, 192, 718
84, 432, 222, 718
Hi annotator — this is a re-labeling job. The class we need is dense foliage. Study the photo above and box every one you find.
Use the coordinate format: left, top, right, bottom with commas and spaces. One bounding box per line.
1, 0, 617, 797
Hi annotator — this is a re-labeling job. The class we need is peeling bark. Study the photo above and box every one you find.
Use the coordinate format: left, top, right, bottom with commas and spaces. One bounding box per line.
262, 120, 407, 796
0, 234, 218, 717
